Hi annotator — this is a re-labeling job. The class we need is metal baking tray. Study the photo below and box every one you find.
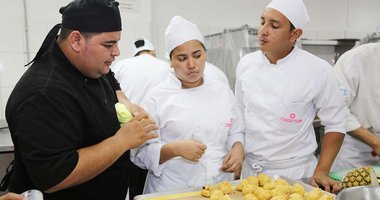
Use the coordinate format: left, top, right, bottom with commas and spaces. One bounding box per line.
336, 185, 380, 200
134, 176, 336, 200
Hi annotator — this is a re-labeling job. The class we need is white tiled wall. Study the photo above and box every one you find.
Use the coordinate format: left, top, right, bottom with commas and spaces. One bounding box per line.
0, 0, 24, 120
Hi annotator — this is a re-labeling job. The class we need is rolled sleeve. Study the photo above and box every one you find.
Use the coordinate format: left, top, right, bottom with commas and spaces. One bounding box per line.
226, 132, 244, 150
346, 113, 362, 132
131, 139, 166, 176
316, 67, 348, 135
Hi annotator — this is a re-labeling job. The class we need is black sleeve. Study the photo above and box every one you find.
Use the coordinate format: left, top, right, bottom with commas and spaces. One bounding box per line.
12, 90, 81, 190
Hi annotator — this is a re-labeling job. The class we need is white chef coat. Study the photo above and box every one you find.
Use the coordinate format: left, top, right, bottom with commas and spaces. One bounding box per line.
332, 43, 380, 171
111, 54, 170, 104
131, 71, 244, 194
204, 62, 230, 86
235, 46, 347, 179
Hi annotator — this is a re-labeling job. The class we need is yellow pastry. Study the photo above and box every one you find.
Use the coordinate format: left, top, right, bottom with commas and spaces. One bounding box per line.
243, 193, 258, 200
210, 190, 224, 200
236, 179, 249, 191
257, 173, 271, 186
219, 181, 233, 194
200, 185, 214, 198
291, 183, 305, 196
289, 193, 304, 200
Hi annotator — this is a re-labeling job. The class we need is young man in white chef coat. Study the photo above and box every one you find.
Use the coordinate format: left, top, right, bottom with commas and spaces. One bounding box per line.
235, 0, 348, 193
332, 42, 380, 170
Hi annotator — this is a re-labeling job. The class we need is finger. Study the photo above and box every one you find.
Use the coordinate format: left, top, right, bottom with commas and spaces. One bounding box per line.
228, 164, 237, 172
200, 144, 207, 151
140, 116, 155, 123
227, 162, 235, 170
321, 182, 331, 193
134, 112, 149, 121
221, 161, 233, 170
144, 124, 159, 132
145, 117, 156, 123
332, 181, 342, 194
194, 150, 202, 157
144, 132, 159, 140
220, 164, 229, 170
223, 154, 232, 165
140, 118, 155, 127
223, 165, 235, 172
197, 148, 205, 156
309, 179, 318, 188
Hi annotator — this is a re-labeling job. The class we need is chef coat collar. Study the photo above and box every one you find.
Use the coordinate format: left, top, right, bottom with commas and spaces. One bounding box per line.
261, 46, 299, 66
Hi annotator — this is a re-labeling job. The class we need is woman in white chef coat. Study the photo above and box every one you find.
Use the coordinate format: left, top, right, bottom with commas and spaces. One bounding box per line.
235, 0, 348, 193
131, 16, 245, 194
332, 43, 380, 171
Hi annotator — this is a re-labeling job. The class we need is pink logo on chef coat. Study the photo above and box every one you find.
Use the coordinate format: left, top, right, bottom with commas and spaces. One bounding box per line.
290, 113, 296, 119
225, 118, 233, 128
280, 113, 302, 123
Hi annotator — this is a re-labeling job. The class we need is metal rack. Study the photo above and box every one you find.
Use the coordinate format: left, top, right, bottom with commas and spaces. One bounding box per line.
299, 39, 359, 65
204, 25, 259, 89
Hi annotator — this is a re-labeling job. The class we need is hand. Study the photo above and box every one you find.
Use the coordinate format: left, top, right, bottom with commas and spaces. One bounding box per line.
125, 103, 146, 116
0, 193, 23, 200
310, 170, 342, 193
125, 103, 157, 125
176, 140, 207, 162
220, 142, 244, 173
116, 112, 158, 150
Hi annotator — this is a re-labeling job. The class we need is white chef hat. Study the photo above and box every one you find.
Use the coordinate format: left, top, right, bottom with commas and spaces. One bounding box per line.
266, 0, 310, 29
132, 37, 155, 56
164, 15, 204, 56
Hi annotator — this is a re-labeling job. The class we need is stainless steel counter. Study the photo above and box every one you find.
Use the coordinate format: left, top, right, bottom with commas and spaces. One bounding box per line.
0, 127, 14, 195
0, 128, 13, 152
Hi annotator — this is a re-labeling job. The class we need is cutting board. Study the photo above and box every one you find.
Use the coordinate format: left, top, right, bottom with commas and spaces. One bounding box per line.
329, 166, 380, 181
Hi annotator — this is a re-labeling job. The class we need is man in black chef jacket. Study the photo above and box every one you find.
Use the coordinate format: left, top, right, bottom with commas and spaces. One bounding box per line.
5, 0, 158, 199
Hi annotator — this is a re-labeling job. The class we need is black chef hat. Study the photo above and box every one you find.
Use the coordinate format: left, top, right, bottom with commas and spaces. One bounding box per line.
60, 0, 122, 32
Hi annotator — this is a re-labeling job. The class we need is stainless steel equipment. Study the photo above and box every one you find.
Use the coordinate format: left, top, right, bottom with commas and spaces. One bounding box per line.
300, 39, 358, 65
336, 186, 380, 200
0, 127, 13, 195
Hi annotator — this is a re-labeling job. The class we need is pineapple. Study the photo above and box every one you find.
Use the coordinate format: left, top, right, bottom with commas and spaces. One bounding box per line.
341, 166, 379, 189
